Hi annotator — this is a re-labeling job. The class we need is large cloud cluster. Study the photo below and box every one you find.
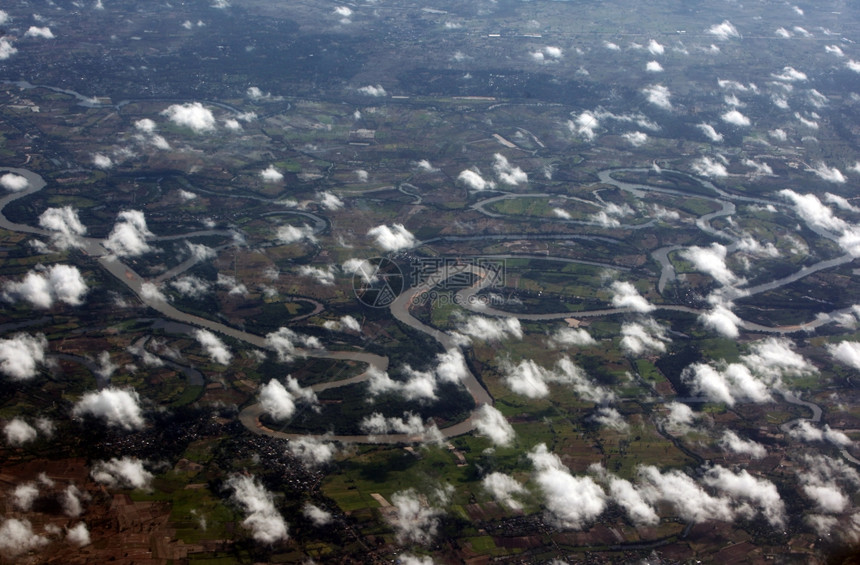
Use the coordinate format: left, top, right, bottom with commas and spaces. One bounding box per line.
71, 387, 145, 430
259, 376, 317, 421
0, 333, 48, 381
104, 210, 154, 257
4, 264, 88, 308
226, 475, 289, 543
682, 337, 814, 405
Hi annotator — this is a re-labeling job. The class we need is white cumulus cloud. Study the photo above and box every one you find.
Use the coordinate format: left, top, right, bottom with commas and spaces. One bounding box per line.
161, 102, 216, 133
72, 387, 145, 430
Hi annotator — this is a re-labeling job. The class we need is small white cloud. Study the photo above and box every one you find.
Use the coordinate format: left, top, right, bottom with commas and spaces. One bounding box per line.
0, 333, 48, 381
458, 169, 495, 191
91, 457, 153, 489
682, 243, 740, 285
473, 404, 516, 446
390, 489, 443, 545
265, 327, 322, 362
697, 123, 724, 143
722, 109, 751, 127
493, 154, 528, 186
275, 224, 316, 245
318, 191, 343, 210
0, 38, 18, 61
591, 406, 629, 432
367, 223, 417, 251
829, 340, 860, 369
161, 102, 216, 133
699, 303, 742, 338
359, 412, 443, 444
66, 522, 90, 547
622, 131, 648, 146
92, 153, 113, 169
72, 387, 145, 430
25, 26, 55, 39
643, 84, 672, 109
645, 60, 663, 72
12, 483, 39, 511
773, 66, 808, 82
807, 162, 846, 183
260, 165, 283, 183
357, 85, 387, 97
227, 475, 289, 543
0, 173, 29, 192
299, 265, 336, 286
528, 444, 607, 529
647, 39, 665, 55
707, 20, 740, 40
610, 280, 654, 313
719, 430, 767, 458
458, 316, 522, 342
4, 418, 38, 446
0, 519, 48, 557
303, 503, 333, 527
548, 327, 596, 348
482, 472, 527, 510
288, 436, 338, 468
259, 376, 318, 420
104, 210, 154, 257
620, 319, 669, 356
193, 329, 231, 365
692, 156, 728, 178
